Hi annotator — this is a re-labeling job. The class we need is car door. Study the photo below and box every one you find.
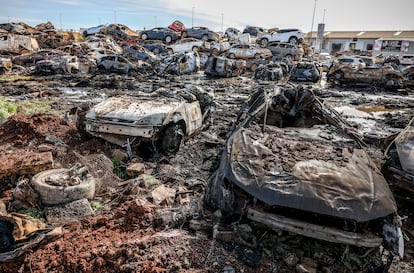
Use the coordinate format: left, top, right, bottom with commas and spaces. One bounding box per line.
184, 101, 203, 135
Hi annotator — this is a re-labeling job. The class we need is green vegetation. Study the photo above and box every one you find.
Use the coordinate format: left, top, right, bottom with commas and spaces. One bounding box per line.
112, 158, 128, 179
0, 75, 32, 82
20, 205, 44, 220
90, 201, 104, 211
0, 97, 18, 120
0, 96, 53, 121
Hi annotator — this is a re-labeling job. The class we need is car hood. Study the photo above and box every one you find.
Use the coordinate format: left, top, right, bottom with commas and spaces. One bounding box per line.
85, 96, 184, 123
224, 124, 396, 222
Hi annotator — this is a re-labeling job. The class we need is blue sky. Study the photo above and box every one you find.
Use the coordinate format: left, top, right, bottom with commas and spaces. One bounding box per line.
1, 0, 413, 32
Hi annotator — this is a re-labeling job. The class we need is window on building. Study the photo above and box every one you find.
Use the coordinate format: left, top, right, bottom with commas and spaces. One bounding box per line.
332, 43, 342, 53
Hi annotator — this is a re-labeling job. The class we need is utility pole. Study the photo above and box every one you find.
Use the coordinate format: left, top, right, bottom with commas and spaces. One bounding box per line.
322, 9, 326, 23
192, 7, 195, 28
310, 0, 317, 45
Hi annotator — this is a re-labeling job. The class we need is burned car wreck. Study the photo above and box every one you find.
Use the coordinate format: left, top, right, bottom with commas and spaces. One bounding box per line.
206, 84, 404, 260
79, 88, 212, 155
382, 117, 414, 191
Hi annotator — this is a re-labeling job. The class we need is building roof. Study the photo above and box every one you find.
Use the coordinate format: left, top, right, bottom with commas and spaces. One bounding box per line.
307, 30, 414, 41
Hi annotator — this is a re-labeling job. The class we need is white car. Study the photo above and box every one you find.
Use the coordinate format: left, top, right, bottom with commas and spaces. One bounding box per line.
257, 28, 304, 47
166, 38, 210, 54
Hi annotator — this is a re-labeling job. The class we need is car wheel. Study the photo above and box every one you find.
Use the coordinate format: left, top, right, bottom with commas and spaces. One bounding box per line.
31, 166, 96, 206
385, 75, 403, 88
161, 123, 184, 155
141, 33, 148, 40
56, 68, 65, 74
154, 48, 160, 54
83, 31, 88, 37
285, 54, 292, 61
167, 48, 173, 55
192, 46, 199, 52
229, 53, 236, 59
289, 36, 298, 44
260, 38, 268, 47
201, 34, 209, 41
182, 31, 188, 38
333, 71, 344, 80
98, 65, 106, 73
165, 36, 172, 43
212, 48, 219, 56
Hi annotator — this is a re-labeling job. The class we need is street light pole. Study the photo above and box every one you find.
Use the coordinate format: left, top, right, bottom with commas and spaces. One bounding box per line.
192, 7, 195, 28
310, 0, 317, 45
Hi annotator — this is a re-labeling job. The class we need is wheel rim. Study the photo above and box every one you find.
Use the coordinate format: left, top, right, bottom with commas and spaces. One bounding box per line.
261, 39, 267, 47
192, 46, 199, 52
165, 36, 172, 43
229, 54, 235, 59
142, 34, 147, 40
289, 37, 298, 44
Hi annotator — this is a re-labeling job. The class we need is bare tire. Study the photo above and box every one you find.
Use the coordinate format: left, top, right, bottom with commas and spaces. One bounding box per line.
229, 53, 236, 59
192, 46, 199, 52
165, 35, 172, 43
333, 71, 344, 80
141, 33, 148, 40
260, 38, 268, 47
31, 167, 96, 206
212, 48, 219, 56
161, 123, 184, 155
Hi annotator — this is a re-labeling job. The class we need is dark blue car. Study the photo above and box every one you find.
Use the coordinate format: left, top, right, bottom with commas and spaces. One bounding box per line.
139, 27, 179, 44
140, 40, 166, 54
181, 26, 219, 41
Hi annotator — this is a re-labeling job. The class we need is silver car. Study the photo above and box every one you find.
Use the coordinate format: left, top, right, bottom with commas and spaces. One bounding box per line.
227, 44, 272, 59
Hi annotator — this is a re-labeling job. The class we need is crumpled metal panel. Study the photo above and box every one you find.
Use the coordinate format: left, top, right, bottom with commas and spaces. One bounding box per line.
87, 96, 184, 122
394, 118, 414, 175
213, 85, 397, 223
227, 126, 396, 222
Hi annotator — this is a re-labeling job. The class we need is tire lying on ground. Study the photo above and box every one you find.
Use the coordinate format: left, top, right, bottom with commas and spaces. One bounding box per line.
31, 164, 96, 206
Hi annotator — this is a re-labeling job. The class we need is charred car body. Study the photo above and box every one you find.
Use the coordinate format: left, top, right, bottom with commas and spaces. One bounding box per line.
204, 55, 246, 77
327, 62, 404, 89
289, 61, 321, 83
206, 85, 404, 260
382, 117, 414, 191
80, 88, 211, 155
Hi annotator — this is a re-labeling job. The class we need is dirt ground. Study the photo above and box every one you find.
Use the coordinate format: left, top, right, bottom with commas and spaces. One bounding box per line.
0, 72, 414, 273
